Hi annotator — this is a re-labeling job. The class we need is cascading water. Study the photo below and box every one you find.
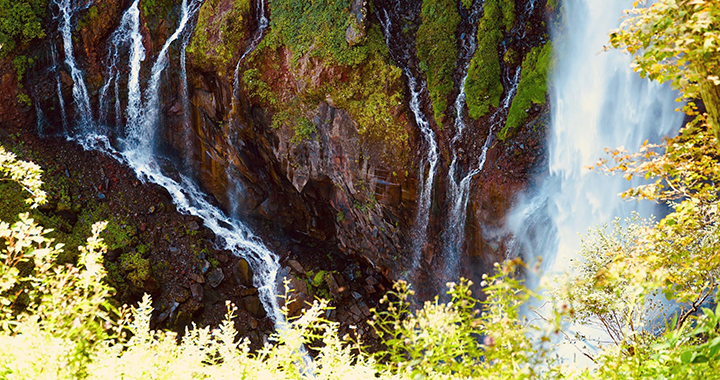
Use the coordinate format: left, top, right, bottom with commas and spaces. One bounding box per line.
54, 0, 94, 132
378, 4, 439, 273
50, 42, 68, 132
60, 0, 286, 326
507, 0, 682, 355
232, 0, 269, 115
442, 0, 538, 285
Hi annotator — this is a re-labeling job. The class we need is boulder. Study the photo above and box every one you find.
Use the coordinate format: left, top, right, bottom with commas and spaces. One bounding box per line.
236, 258, 254, 287
207, 268, 225, 288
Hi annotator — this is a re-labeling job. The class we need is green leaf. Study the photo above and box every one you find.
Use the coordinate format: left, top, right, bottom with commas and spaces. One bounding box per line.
680, 350, 695, 363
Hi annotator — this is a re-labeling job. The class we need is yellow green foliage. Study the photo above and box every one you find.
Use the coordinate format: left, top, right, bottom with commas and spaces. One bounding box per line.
265, 0, 375, 67
609, 0, 720, 142
416, 0, 461, 126
186, 0, 251, 71
499, 42, 552, 140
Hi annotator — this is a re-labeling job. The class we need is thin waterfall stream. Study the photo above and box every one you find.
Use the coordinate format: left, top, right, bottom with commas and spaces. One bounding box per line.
54, 0, 94, 132
442, 0, 540, 286
378, 3, 439, 276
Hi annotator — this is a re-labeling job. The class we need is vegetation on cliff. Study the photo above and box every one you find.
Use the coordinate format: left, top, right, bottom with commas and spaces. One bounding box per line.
499, 42, 552, 141
0, 0, 47, 55
186, 0, 251, 72
465, 0, 505, 120
416, 0, 460, 126
241, 0, 408, 156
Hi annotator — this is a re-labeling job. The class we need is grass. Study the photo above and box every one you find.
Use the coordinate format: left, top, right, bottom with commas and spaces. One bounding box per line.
499, 42, 552, 140
416, 0, 461, 126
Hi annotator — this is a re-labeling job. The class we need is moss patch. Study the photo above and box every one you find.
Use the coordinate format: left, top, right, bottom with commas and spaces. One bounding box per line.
186, 0, 251, 72
416, 0, 461, 126
465, 0, 504, 119
499, 42, 552, 141
264, 0, 377, 67
246, 10, 407, 156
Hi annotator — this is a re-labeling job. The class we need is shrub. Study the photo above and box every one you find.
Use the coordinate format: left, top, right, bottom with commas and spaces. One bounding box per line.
0, 0, 47, 55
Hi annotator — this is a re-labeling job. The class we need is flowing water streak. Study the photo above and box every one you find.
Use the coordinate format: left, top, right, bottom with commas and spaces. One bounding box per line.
379, 7, 439, 272
443, 68, 521, 282
108, 0, 285, 326
506, 0, 682, 359
232, 0, 269, 115
443, 0, 484, 281
123, 0, 146, 137
178, 0, 203, 167
51, 42, 68, 132
127, 0, 197, 161
55, 0, 94, 131
443, 0, 540, 283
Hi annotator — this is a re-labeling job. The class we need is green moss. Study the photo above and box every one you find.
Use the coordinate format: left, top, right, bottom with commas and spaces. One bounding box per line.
462, 0, 473, 9
465, 0, 504, 119
118, 250, 151, 289
416, 0, 460, 126
501, 0, 516, 32
499, 42, 552, 141
76, 5, 99, 31
324, 47, 407, 151
264, 0, 380, 67
140, 0, 174, 20
186, 0, 251, 71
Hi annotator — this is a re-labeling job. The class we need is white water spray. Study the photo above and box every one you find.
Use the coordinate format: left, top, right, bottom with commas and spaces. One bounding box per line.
507, 0, 682, 358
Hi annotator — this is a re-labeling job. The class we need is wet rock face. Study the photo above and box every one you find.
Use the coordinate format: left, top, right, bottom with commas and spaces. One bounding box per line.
272, 102, 409, 272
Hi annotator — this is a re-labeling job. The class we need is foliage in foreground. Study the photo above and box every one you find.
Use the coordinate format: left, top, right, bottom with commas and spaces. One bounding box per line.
5, 130, 720, 379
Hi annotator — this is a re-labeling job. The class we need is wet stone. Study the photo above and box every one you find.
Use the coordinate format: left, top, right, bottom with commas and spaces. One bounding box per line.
190, 283, 204, 302
188, 221, 200, 231
288, 259, 305, 274
236, 258, 254, 287
365, 276, 378, 286
241, 287, 258, 297
189, 273, 204, 284
243, 295, 266, 318
207, 268, 224, 288
364, 284, 376, 294
349, 304, 362, 318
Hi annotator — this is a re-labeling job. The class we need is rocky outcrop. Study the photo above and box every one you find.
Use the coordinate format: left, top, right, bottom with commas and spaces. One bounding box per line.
10, 0, 552, 311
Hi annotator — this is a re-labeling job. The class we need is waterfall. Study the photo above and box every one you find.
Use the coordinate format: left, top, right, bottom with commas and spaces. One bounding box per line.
58, 0, 286, 326
232, 0, 269, 115
442, 0, 537, 285
506, 0, 682, 354
51, 42, 68, 132
378, 5, 439, 273
54, 0, 94, 132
